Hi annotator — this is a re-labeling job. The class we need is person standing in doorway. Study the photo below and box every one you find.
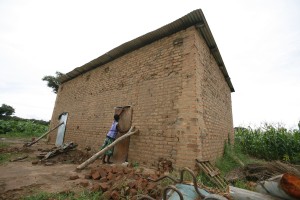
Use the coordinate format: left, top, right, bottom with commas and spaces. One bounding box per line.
100, 109, 124, 164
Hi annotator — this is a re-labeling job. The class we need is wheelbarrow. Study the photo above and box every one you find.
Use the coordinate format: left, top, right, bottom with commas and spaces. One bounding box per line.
137, 167, 227, 200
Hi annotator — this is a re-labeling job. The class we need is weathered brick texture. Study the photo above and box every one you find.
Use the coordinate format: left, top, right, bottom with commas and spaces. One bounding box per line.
49, 26, 233, 169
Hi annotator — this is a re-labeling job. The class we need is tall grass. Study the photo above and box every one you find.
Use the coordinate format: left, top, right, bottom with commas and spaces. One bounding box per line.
235, 124, 300, 164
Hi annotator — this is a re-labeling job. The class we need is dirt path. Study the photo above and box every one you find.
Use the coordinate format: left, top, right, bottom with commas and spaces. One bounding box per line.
0, 137, 99, 199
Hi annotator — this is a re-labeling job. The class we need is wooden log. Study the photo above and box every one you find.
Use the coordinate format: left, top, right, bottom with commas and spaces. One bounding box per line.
229, 186, 282, 200
76, 126, 138, 170
24, 122, 64, 147
10, 155, 28, 162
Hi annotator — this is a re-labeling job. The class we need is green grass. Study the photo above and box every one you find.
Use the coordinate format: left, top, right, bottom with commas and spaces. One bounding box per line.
0, 152, 25, 165
216, 143, 258, 175
0, 153, 10, 164
197, 172, 218, 188
22, 190, 102, 200
0, 141, 9, 148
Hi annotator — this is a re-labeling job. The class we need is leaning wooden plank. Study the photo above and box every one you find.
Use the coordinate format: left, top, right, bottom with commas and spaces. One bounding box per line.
196, 161, 227, 189
229, 186, 282, 200
24, 122, 64, 147
76, 126, 138, 170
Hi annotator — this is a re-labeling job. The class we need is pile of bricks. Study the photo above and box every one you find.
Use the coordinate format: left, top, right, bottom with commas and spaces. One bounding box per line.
83, 165, 162, 199
157, 158, 173, 174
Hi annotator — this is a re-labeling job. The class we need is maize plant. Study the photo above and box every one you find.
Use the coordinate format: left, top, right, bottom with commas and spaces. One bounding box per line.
235, 124, 300, 164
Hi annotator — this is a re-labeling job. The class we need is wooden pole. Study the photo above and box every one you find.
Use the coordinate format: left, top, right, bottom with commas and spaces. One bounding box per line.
76, 126, 138, 170
24, 122, 64, 147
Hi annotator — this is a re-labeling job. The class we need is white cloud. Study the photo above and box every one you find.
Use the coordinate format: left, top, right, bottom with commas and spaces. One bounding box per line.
0, 0, 299, 128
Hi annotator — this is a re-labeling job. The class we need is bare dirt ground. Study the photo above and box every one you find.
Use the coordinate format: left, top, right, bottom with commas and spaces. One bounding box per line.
0, 138, 167, 200
0, 138, 107, 199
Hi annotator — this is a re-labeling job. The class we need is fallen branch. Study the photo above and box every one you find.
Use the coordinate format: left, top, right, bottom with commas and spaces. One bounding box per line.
24, 122, 64, 147
76, 126, 138, 170
10, 155, 28, 162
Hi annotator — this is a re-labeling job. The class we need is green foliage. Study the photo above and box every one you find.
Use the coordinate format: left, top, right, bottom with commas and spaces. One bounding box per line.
0, 104, 15, 116
42, 71, 64, 94
132, 161, 139, 168
0, 141, 9, 148
216, 143, 256, 175
0, 119, 48, 137
22, 191, 102, 200
0, 115, 50, 126
197, 172, 217, 188
235, 123, 300, 164
0, 153, 10, 164
234, 179, 253, 191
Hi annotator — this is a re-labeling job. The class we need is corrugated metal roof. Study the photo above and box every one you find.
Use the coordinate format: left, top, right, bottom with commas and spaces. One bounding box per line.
59, 9, 235, 92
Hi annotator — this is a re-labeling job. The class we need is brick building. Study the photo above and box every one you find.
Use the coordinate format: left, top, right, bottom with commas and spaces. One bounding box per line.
49, 9, 235, 169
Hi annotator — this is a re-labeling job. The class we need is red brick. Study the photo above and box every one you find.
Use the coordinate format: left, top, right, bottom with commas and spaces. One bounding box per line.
99, 182, 109, 192
99, 177, 107, 182
129, 188, 137, 196
111, 190, 119, 200
147, 183, 156, 192
69, 175, 79, 180
79, 180, 89, 187
106, 172, 115, 181
91, 183, 100, 192
92, 171, 101, 180
98, 168, 107, 178
128, 181, 136, 189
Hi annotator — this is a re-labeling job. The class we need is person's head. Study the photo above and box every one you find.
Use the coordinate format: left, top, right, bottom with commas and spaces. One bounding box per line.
114, 114, 120, 122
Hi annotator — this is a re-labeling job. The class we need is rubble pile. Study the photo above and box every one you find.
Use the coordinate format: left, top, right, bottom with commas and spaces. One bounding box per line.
82, 165, 162, 200
157, 158, 173, 174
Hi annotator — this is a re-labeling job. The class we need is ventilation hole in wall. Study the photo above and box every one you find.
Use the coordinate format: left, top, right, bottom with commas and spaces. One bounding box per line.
77, 126, 79, 130
90, 92, 93, 95
173, 38, 183, 46
105, 67, 110, 73
86, 74, 91, 81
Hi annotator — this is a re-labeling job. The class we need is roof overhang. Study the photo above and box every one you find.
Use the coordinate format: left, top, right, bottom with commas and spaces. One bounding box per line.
59, 9, 234, 92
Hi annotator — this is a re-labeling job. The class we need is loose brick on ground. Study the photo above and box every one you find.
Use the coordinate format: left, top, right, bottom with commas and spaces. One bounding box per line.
98, 167, 107, 178
92, 171, 101, 180
91, 183, 100, 192
99, 182, 109, 192
129, 188, 137, 196
69, 175, 79, 180
79, 180, 89, 187
111, 190, 120, 200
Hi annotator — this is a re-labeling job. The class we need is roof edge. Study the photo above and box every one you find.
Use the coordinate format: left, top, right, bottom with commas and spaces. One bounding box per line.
59, 9, 234, 92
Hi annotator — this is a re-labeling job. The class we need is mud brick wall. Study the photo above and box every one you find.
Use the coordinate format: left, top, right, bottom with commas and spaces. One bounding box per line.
194, 28, 234, 162
50, 26, 233, 169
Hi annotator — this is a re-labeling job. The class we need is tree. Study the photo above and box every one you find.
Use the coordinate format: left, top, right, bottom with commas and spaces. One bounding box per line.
0, 104, 15, 116
42, 71, 64, 94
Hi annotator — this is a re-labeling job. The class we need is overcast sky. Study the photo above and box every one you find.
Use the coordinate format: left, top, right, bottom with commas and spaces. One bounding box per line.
0, 0, 299, 129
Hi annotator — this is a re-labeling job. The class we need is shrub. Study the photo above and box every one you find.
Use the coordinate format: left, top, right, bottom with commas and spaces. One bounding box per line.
0, 119, 48, 137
